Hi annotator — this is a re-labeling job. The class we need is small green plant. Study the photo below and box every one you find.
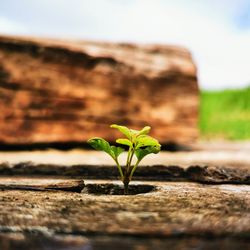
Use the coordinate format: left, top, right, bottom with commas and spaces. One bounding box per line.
87, 124, 161, 194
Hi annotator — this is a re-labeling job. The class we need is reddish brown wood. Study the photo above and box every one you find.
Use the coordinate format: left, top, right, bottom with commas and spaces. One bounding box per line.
0, 35, 199, 145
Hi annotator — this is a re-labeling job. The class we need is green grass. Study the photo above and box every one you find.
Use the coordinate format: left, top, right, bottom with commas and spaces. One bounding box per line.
200, 86, 250, 140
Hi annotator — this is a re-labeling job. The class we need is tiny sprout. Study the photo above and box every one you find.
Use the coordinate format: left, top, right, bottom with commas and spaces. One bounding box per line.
87, 124, 161, 194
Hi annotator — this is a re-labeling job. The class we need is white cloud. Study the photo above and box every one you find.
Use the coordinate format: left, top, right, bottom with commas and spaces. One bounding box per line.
0, 16, 28, 35
0, 0, 250, 89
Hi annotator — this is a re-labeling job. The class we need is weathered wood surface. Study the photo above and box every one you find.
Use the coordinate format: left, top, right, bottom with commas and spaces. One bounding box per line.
0, 178, 84, 192
0, 180, 249, 242
0, 162, 249, 184
0, 142, 249, 249
0, 35, 199, 145
1, 233, 249, 250
1, 141, 250, 167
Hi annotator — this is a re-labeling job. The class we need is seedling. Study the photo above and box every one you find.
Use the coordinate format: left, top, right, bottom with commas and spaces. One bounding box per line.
87, 124, 161, 194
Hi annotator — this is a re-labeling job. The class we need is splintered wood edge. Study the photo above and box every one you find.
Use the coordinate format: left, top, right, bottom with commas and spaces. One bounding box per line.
0, 180, 85, 192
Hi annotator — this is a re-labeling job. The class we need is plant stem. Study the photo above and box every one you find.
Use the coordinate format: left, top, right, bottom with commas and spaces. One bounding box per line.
115, 160, 124, 179
123, 177, 129, 195
129, 159, 140, 180
122, 145, 137, 195
126, 147, 132, 168
128, 149, 134, 166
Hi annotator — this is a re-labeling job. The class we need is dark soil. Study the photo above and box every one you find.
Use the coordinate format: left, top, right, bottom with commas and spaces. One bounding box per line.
82, 183, 156, 195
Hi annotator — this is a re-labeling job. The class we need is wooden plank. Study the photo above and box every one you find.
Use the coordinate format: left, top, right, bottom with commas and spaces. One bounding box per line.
0, 181, 249, 238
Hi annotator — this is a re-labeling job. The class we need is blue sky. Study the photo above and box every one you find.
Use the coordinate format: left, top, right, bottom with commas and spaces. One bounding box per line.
0, 0, 250, 90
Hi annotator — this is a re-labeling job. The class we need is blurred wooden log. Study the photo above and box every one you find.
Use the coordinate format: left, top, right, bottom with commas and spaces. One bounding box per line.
0, 35, 199, 145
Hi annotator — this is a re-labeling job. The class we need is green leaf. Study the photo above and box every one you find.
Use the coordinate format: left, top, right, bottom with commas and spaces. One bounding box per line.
127, 126, 151, 137
138, 126, 151, 136
87, 137, 125, 162
87, 137, 115, 159
110, 124, 132, 139
111, 146, 125, 158
111, 124, 152, 142
116, 138, 133, 147
136, 135, 160, 149
135, 145, 161, 162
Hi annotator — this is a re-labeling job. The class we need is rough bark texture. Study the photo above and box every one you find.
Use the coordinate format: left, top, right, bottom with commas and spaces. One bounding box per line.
0, 35, 199, 145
